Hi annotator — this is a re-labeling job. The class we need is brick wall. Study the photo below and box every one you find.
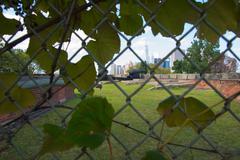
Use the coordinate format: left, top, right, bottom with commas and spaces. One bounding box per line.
0, 85, 75, 123
31, 85, 75, 107
153, 73, 240, 80
152, 73, 240, 102
196, 80, 240, 101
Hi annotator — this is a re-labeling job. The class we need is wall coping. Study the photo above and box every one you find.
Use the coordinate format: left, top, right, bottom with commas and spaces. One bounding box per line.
150, 73, 240, 80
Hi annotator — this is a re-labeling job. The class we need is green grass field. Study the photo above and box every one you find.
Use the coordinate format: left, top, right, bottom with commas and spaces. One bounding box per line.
1, 83, 240, 160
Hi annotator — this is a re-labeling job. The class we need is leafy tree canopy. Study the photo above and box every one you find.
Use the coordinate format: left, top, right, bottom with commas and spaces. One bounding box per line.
0, 44, 42, 74
128, 62, 171, 74
172, 39, 220, 73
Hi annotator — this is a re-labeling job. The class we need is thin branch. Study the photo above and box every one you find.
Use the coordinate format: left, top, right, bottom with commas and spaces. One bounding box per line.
112, 120, 218, 154
48, 0, 77, 101
107, 136, 113, 160
0, 0, 103, 55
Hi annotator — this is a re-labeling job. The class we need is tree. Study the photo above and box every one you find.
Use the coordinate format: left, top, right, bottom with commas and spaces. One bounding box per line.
0, 0, 239, 158
0, 48, 41, 74
172, 39, 220, 73
127, 61, 147, 72
128, 62, 170, 74
148, 63, 171, 74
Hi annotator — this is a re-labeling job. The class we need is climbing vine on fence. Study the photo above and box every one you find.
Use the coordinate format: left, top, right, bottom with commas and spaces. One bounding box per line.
38, 96, 114, 157
0, 0, 239, 159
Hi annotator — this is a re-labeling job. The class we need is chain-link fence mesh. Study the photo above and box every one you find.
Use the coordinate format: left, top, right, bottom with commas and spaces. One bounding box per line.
0, 0, 240, 160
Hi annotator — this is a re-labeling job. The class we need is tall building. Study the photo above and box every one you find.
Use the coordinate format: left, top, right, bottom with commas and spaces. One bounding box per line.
170, 49, 185, 68
110, 63, 117, 75
151, 54, 154, 64
116, 65, 124, 76
145, 45, 150, 64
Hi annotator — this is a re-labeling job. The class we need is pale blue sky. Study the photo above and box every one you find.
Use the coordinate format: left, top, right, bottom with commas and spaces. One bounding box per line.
113, 24, 240, 66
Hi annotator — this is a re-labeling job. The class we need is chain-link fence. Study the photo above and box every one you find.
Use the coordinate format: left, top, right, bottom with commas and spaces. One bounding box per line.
0, 0, 240, 160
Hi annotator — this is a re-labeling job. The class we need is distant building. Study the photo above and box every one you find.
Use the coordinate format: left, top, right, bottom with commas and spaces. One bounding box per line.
111, 62, 132, 76
170, 50, 184, 68
210, 55, 238, 73
110, 63, 117, 75
154, 58, 161, 64
161, 59, 170, 68
116, 65, 124, 76
145, 45, 150, 64
154, 58, 170, 69
123, 61, 134, 75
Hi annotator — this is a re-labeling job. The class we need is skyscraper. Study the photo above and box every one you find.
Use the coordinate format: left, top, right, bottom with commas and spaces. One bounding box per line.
145, 45, 150, 64
151, 54, 154, 64
116, 65, 124, 75
110, 63, 117, 75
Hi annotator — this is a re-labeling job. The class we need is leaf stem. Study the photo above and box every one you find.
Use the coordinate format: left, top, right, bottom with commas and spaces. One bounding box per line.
159, 119, 190, 150
107, 136, 113, 160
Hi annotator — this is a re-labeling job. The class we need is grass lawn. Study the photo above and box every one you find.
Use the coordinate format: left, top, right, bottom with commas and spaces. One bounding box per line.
1, 82, 240, 160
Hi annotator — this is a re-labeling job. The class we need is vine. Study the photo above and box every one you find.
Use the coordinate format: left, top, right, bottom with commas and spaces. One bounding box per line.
0, 0, 239, 159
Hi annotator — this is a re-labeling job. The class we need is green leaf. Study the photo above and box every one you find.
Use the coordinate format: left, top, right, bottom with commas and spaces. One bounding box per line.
61, 55, 96, 93
142, 150, 168, 160
119, 0, 143, 36
67, 96, 114, 149
157, 95, 185, 127
38, 124, 74, 156
0, 73, 36, 114
157, 96, 215, 131
137, 0, 240, 41
78, 0, 86, 5
25, 14, 69, 73
67, 133, 105, 149
0, 87, 36, 114
119, 15, 143, 36
184, 97, 215, 129
27, 42, 68, 73
36, 0, 71, 17
25, 14, 67, 45
195, 0, 239, 43
39, 96, 114, 156
140, 0, 197, 36
0, 13, 20, 35
86, 23, 120, 64
77, 1, 117, 35
78, 9, 101, 35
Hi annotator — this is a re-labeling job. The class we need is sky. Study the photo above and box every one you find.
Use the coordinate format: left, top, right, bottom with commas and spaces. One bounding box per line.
2, 8, 240, 69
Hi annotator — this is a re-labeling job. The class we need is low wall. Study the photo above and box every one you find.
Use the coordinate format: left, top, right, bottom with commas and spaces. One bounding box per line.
152, 74, 199, 80
148, 73, 240, 102
0, 85, 75, 123
31, 85, 75, 106
196, 80, 240, 101
151, 73, 240, 80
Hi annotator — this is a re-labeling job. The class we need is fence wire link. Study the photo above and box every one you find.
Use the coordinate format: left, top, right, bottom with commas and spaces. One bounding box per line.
0, 0, 240, 160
